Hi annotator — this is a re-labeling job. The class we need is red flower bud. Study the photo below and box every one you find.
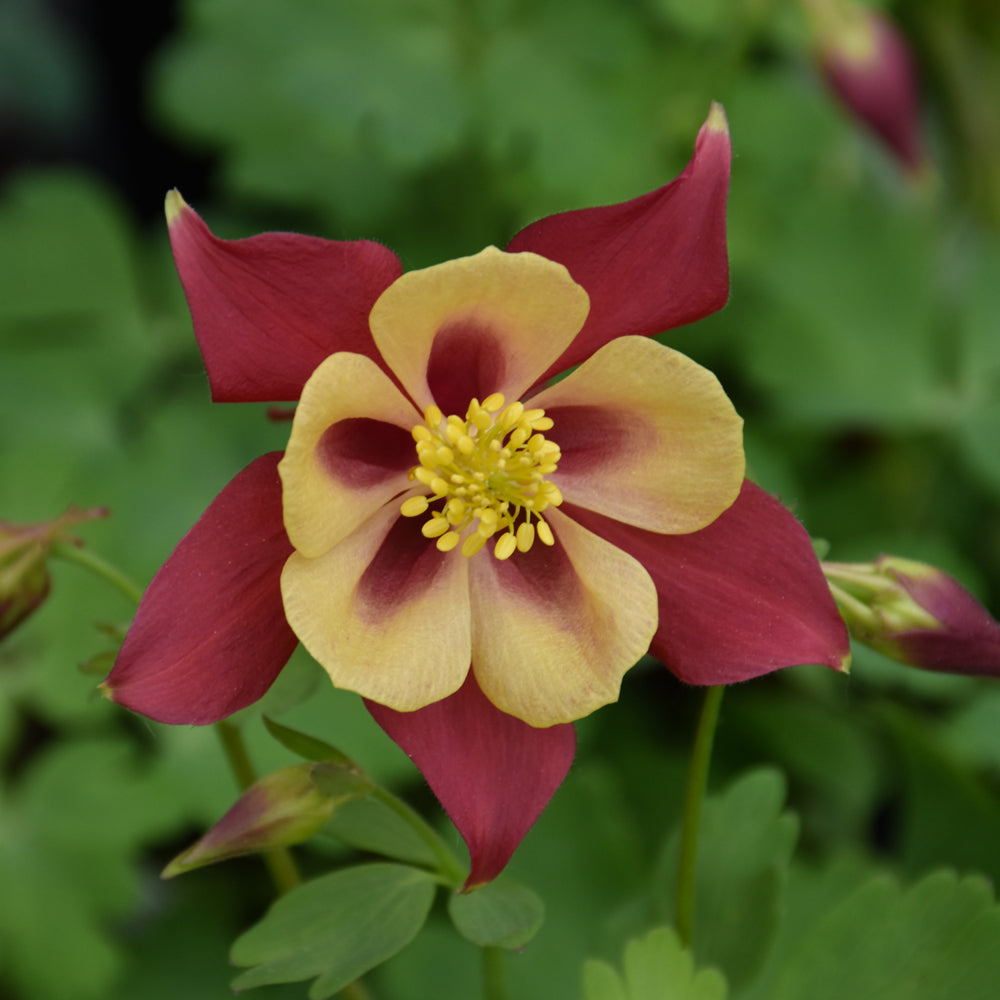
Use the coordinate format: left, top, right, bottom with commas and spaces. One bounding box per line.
0, 507, 107, 640
162, 759, 372, 877
824, 556, 1000, 677
808, 1, 926, 173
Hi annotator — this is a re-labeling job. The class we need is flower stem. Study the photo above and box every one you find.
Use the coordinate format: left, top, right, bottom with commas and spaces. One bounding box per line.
49, 541, 144, 605
215, 720, 302, 896
338, 982, 375, 1000
675, 684, 724, 949
481, 945, 507, 1000
371, 786, 467, 886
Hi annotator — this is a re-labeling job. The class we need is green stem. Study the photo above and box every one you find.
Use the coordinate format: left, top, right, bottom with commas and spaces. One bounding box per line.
338, 982, 375, 1000
675, 685, 724, 949
50, 541, 143, 605
51, 540, 365, 979
371, 786, 467, 886
214, 720, 302, 896
481, 945, 507, 1000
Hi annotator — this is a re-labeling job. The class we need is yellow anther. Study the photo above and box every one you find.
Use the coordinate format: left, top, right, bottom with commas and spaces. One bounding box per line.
401, 393, 562, 561
516, 521, 535, 552
494, 533, 518, 560
500, 402, 524, 429
400, 496, 429, 518
462, 533, 487, 557
422, 516, 450, 539
436, 531, 461, 552
509, 426, 530, 448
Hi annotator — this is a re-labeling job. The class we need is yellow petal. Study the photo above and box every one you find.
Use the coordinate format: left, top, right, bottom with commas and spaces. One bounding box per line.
368, 247, 590, 416
468, 508, 657, 726
281, 503, 472, 710
279, 353, 418, 559
528, 336, 744, 534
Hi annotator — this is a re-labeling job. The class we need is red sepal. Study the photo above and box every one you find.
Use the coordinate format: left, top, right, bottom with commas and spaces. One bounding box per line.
890, 564, 1000, 676
168, 202, 403, 402
566, 481, 850, 684
103, 453, 297, 724
366, 674, 576, 889
507, 108, 730, 382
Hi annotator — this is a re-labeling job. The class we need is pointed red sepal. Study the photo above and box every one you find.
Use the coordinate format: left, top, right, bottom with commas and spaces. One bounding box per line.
166, 191, 403, 402
506, 104, 731, 382
365, 673, 576, 889
102, 453, 297, 724
566, 481, 850, 685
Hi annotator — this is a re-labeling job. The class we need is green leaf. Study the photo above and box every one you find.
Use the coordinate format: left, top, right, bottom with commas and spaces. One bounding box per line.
582, 927, 727, 1000
263, 715, 364, 769
655, 769, 798, 992
230, 862, 436, 998
769, 871, 1000, 1000
324, 794, 439, 869
0, 739, 181, 1000
448, 876, 545, 949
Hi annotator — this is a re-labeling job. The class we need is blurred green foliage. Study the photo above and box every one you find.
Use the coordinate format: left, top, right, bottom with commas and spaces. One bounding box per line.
2, 0, 1000, 997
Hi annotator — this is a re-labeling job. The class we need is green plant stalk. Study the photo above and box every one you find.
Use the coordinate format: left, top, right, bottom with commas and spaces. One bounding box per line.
371, 785, 467, 886
339, 979, 375, 1000
50, 541, 144, 604
214, 720, 303, 896
52, 539, 375, 991
481, 945, 507, 1000
675, 684, 725, 948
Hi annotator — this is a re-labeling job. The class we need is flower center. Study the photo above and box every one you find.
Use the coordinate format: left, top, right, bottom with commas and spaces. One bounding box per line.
399, 392, 563, 560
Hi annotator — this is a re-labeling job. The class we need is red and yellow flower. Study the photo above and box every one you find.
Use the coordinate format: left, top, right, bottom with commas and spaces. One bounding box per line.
103, 105, 849, 886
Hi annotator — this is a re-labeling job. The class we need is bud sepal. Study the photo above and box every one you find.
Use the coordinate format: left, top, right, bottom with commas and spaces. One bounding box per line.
162, 759, 373, 878
823, 556, 1000, 676
0, 506, 107, 640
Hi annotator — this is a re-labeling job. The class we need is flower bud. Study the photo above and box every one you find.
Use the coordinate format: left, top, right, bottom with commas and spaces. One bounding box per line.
806, 0, 926, 173
0, 506, 107, 640
162, 759, 372, 877
823, 556, 1000, 676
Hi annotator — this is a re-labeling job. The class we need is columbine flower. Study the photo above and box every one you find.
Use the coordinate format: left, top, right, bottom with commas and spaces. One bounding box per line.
103, 105, 849, 885
824, 556, 1000, 676
806, 0, 926, 174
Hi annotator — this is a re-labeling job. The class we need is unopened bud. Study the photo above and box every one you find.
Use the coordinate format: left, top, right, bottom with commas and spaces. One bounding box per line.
823, 556, 1000, 676
0, 506, 107, 640
807, 0, 926, 173
162, 759, 372, 877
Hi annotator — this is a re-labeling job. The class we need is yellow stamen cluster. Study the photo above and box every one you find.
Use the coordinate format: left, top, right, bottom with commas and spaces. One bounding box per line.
400, 393, 562, 560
